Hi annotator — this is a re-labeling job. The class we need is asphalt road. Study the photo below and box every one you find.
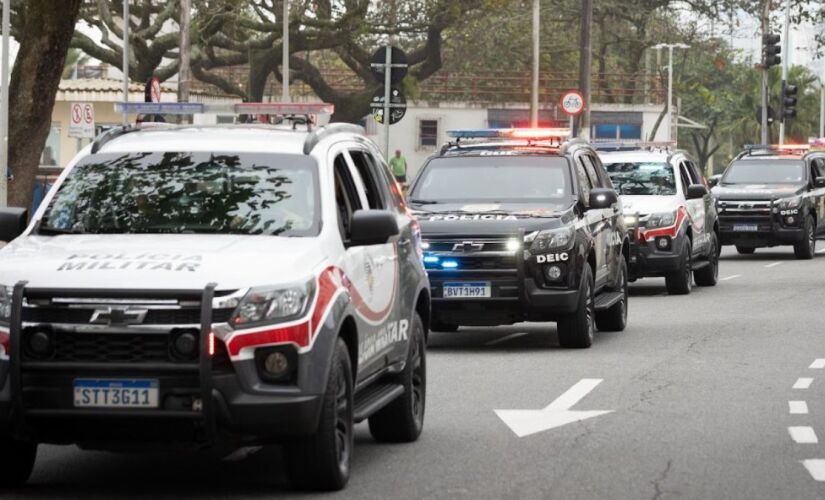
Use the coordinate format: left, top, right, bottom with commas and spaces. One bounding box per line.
8, 245, 825, 499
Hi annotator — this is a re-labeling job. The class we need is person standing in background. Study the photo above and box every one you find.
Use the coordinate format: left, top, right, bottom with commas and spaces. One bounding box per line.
389, 150, 408, 191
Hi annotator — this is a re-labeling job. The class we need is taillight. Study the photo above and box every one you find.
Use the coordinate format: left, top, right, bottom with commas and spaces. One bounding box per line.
0, 329, 9, 358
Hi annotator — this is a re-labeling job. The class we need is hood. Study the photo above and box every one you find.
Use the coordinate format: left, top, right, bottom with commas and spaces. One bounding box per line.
620, 195, 681, 216
712, 183, 806, 201
0, 234, 327, 291
411, 202, 571, 237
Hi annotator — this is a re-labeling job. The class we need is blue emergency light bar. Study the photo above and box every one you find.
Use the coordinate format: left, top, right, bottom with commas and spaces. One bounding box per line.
446, 128, 572, 141
743, 143, 810, 152
114, 102, 335, 116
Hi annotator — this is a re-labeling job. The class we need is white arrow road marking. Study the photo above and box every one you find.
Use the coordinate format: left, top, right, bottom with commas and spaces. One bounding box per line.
794, 378, 814, 389
789, 401, 809, 415
495, 378, 613, 438
810, 359, 825, 369
789, 427, 819, 444
802, 460, 825, 481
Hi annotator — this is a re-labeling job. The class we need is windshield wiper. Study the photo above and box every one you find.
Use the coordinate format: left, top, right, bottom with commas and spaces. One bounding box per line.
38, 226, 88, 236
408, 198, 441, 205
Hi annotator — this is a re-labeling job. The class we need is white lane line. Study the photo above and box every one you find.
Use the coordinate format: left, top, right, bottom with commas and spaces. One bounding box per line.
789, 426, 819, 444
794, 378, 814, 389
720, 274, 742, 281
810, 359, 825, 369
765, 262, 783, 268
802, 460, 825, 481
817, 247, 825, 254
485, 332, 528, 346
789, 401, 810, 414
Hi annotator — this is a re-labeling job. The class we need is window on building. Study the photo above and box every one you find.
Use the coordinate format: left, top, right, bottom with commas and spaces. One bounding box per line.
419, 119, 438, 148
40, 123, 61, 166
593, 123, 643, 141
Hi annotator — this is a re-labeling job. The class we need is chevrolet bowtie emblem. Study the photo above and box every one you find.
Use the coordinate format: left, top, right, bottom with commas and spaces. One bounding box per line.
90, 307, 149, 326
453, 241, 484, 252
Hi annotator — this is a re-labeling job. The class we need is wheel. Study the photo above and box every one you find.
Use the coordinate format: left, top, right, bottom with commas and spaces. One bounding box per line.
694, 233, 719, 287
0, 435, 37, 487
369, 313, 426, 443
595, 259, 628, 332
287, 338, 353, 491
665, 243, 692, 295
736, 245, 755, 255
557, 265, 595, 349
430, 321, 458, 333
794, 215, 816, 260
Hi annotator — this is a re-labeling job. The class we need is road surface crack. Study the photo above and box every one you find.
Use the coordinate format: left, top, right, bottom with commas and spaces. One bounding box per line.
651, 459, 673, 500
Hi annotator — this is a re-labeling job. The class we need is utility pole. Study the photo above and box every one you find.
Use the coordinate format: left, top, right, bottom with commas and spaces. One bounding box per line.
178, 0, 191, 121
578, 0, 592, 139
282, 0, 289, 102
778, 0, 790, 145
531, 0, 539, 128
122, 0, 130, 125
761, 1, 770, 145
0, 0, 10, 207
820, 71, 824, 138
653, 43, 689, 145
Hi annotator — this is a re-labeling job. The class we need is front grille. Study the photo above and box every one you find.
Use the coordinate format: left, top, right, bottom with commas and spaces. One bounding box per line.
21, 328, 199, 364
22, 307, 232, 325
447, 255, 517, 270
718, 200, 772, 216
427, 239, 513, 252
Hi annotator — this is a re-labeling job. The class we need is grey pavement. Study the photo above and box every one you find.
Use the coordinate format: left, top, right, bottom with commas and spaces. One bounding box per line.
8, 246, 825, 499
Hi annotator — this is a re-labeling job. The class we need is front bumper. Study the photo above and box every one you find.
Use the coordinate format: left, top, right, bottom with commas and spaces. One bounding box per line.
718, 215, 805, 247
628, 234, 688, 279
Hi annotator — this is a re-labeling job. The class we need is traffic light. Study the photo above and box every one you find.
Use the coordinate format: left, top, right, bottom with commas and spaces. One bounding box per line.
763, 33, 781, 68
781, 81, 798, 120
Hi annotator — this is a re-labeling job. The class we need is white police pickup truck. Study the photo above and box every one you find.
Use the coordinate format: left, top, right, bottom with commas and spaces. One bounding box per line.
0, 103, 430, 491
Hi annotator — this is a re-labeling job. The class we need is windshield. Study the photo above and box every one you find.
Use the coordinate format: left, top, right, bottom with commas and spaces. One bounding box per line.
39, 152, 320, 236
409, 156, 572, 204
722, 159, 805, 184
603, 161, 677, 196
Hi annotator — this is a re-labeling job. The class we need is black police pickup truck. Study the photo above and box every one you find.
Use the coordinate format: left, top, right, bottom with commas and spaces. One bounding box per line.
408, 129, 630, 348
712, 146, 825, 259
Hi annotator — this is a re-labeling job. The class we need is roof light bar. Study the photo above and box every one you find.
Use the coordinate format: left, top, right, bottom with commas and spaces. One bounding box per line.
593, 141, 676, 152
115, 101, 335, 116
447, 128, 572, 141
743, 143, 809, 152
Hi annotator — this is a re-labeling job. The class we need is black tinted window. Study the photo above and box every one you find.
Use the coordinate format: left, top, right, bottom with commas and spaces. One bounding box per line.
40, 152, 319, 236
723, 160, 806, 184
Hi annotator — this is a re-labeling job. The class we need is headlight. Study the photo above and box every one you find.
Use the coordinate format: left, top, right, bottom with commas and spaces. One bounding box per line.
623, 213, 639, 227
0, 284, 11, 324
644, 211, 676, 229
776, 195, 803, 210
231, 280, 315, 328
525, 226, 575, 254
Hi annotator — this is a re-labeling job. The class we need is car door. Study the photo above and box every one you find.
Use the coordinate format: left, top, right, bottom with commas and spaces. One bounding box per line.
588, 152, 623, 280
809, 157, 825, 235
346, 148, 408, 368
577, 153, 610, 288
679, 159, 706, 257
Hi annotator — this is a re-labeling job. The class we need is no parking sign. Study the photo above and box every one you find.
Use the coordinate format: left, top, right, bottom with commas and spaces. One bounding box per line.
69, 102, 95, 138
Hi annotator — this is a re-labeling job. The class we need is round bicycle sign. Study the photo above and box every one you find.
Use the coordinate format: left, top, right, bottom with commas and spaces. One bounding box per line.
560, 90, 585, 116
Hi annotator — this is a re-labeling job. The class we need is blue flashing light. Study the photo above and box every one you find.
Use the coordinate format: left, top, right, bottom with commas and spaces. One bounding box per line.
423, 255, 440, 264
447, 129, 507, 139
447, 128, 571, 141
441, 260, 459, 269
115, 102, 206, 115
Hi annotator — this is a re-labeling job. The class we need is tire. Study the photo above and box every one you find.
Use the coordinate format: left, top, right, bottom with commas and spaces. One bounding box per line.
736, 245, 755, 255
0, 435, 37, 488
369, 313, 426, 443
287, 339, 353, 491
694, 233, 719, 287
595, 259, 628, 332
430, 321, 459, 333
665, 243, 692, 295
557, 265, 595, 349
794, 215, 816, 260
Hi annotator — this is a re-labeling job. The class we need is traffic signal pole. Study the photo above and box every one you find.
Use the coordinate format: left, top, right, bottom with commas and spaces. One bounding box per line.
779, 0, 791, 146
530, 0, 539, 128
0, 0, 9, 207
760, 2, 770, 146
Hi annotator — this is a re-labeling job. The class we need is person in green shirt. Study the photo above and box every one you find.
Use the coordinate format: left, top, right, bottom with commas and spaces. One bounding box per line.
389, 150, 408, 186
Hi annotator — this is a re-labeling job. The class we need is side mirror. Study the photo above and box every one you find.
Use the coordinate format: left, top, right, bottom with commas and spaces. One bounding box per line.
349, 210, 399, 246
815, 177, 825, 188
0, 207, 27, 243
687, 184, 709, 200
589, 188, 618, 210
707, 175, 721, 188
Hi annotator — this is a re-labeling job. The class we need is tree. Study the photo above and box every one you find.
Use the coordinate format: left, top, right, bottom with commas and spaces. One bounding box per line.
5, 0, 83, 210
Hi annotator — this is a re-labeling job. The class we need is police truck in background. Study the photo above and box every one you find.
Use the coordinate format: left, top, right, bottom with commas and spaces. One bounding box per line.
0, 103, 431, 491
408, 129, 630, 348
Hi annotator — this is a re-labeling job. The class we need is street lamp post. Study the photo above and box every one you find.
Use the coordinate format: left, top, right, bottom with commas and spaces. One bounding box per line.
282, 0, 289, 103
0, 0, 9, 207
530, 0, 539, 128
653, 43, 689, 145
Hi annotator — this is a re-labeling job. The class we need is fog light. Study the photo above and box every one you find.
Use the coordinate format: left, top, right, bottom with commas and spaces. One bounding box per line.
29, 330, 52, 356
656, 237, 670, 250
786, 216, 795, 225
544, 265, 563, 281
172, 331, 198, 359
264, 352, 290, 378
506, 238, 521, 252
